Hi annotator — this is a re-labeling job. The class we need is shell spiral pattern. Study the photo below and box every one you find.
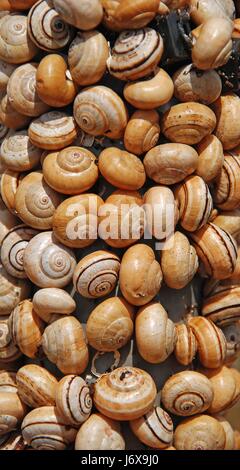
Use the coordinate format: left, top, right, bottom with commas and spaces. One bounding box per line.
0, 316, 22, 363
1, 130, 43, 172
130, 407, 173, 449
212, 151, 240, 211
56, 375, 92, 426
0, 14, 38, 64
28, 111, 78, 150
0, 265, 31, 316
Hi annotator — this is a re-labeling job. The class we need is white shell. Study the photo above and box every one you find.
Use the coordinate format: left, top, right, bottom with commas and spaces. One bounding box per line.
0, 316, 22, 363
32, 288, 76, 323
1, 130, 43, 171
0, 14, 38, 64
75, 413, 125, 450
55, 375, 92, 426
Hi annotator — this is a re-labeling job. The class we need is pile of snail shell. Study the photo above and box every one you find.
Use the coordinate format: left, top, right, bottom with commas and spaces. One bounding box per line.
0, 0, 240, 451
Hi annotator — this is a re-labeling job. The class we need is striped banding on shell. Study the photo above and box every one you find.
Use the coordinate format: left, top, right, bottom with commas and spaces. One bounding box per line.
108, 28, 164, 81
55, 375, 92, 426
16, 364, 58, 408
0, 431, 27, 450
28, 111, 78, 150
212, 151, 240, 211
0, 265, 31, 317
174, 323, 197, 366
1, 130, 43, 172
0, 370, 17, 393
28, 0, 73, 52
73, 251, 120, 299
0, 317, 22, 363
202, 285, 240, 327
0, 14, 38, 64
130, 407, 173, 449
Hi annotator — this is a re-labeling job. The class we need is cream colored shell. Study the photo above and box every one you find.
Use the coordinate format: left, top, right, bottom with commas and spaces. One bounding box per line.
212, 93, 240, 150
0, 170, 24, 214
175, 323, 197, 366
173, 64, 222, 105
16, 365, 58, 408
28, 111, 78, 150
202, 284, 240, 328
0, 14, 38, 64
188, 317, 227, 368
189, 0, 235, 25
0, 370, 17, 393
32, 288, 76, 323
0, 392, 27, 436
0, 198, 19, 244
144, 186, 179, 240
55, 375, 92, 426
215, 415, 235, 450
202, 366, 238, 414
124, 109, 160, 155
174, 414, 226, 450
0, 94, 30, 130
53, 0, 103, 30
0, 315, 22, 363
75, 413, 125, 450
0, 265, 31, 316
212, 150, 240, 211
130, 407, 173, 449
196, 135, 224, 183
1, 130, 43, 171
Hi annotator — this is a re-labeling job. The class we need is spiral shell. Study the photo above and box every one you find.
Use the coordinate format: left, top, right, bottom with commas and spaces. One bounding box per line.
0, 316, 21, 363
223, 322, 240, 365
0, 265, 31, 316
0, 198, 18, 245
212, 151, 240, 211
136, 302, 176, 364
42, 147, 98, 195
16, 365, 58, 408
1, 170, 24, 214
119, 244, 162, 306
7, 63, 49, 118
23, 231, 76, 288
202, 366, 238, 414
21, 406, 77, 450
174, 323, 197, 366
0, 392, 27, 436
196, 135, 224, 183
212, 93, 240, 150
86, 297, 134, 352
93, 367, 157, 421
188, 316, 227, 368
161, 371, 213, 417
32, 288, 76, 323
15, 172, 63, 230
1, 130, 43, 172
174, 414, 226, 450
144, 186, 179, 240
0, 94, 30, 130
55, 375, 92, 426
99, 147, 146, 190
130, 407, 173, 450
41, 316, 89, 375
190, 223, 237, 280
1, 225, 39, 279
73, 86, 128, 140
124, 109, 160, 156
215, 416, 235, 450
0, 370, 17, 393
213, 210, 240, 241
28, 0, 73, 52
0, 14, 38, 64
202, 285, 240, 327
73, 251, 120, 299
68, 30, 109, 86
28, 111, 78, 150
75, 413, 125, 450
0, 60, 16, 92
108, 28, 163, 81
53, 0, 103, 30
144, 143, 198, 186
8, 299, 44, 358
173, 64, 222, 105
53, 194, 104, 249
174, 176, 213, 232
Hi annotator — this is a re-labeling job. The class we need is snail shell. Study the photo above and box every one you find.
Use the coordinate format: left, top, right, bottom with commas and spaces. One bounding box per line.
0, 316, 21, 363
136, 302, 176, 364
55, 375, 92, 426
215, 415, 235, 450
161, 232, 199, 290
0, 371, 17, 393
1, 130, 43, 172
189, 223, 237, 280
212, 93, 240, 150
129, 407, 173, 450
93, 366, 157, 421
114, 0, 159, 22
213, 210, 240, 241
0, 14, 38, 64
144, 143, 198, 185
73, 86, 128, 140
119, 244, 162, 306
98, 190, 145, 249
68, 31, 109, 86
53, 0, 103, 30
0, 60, 16, 92
99, 147, 146, 190
202, 366, 238, 414
174, 414, 226, 450
174, 176, 213, 232
174, 323, 198, 366
191, 18, 233, 70
102, 0, 156, 31
0, 265, 31, 316
229, 368, 240, 407
1, 225, 39, 279
16, 365, 58, 408
143, 186, 179, 240
161, 102, 216, 145
124, 68, 174, 110
0, 431, 27, 450
1, 170, 24, 214
53, 194, 104, 249
41, 316, 89, 375
173, 64, 222, 105
222, 322, 240, 365
0, 0, 38, 10
75, 413, 125, 450
28, 0, 73, 52
196, 135, 224, 183
36, 54, 77, 108
202, 285, 240, 327
0, 392, 27, 436
161, 371, 213, 417
23, 231, 76, 288
7, 63, 49, 118
108, 28, 163, 81
212, 150, 240, 211
124, 109, 160, 156
28, 111, 78, 150
0, 94, 30, 130
21, 406, 77, 450
86, 297, 134, 352
235, 430, 240, 450
42, 147, 98, 195
73, 251, 120, 299
8, 299, 44, 359
189, 0, 235, 25
15, 172, 63, 230
32, 288, 76, 323
0, 198, 19, 245
188, 316, 227, 368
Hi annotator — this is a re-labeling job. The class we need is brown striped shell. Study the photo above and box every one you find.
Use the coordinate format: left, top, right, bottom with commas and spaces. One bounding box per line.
173, 64, 222, 105
174, 175, 213, 232
130, 407, 173, 449
213, 210, 240, 241
212, 93, 240, 150
124, 109, 160, 156
212, 150, 240, 211
188, 316, 227, 368
93, 367, 157, 421
0, 316, 22, 363
53, 0, 103, 30
202, 284, 240, 327
0, 170, 24, 214
1, 225, 39, 278
1, 130, 43, 172
0, 392, 27, 436
174, 414, 226, 450
0, 14, 38, 64
73, 251, 120, 299
174, 323, 198, 366
0, 371, 17, 394
0, 265, 31, 316
28, 111, 78, 150
75, 413, 125, 450
32, 288, 76, 323
55, 375, 92, 426
21, 406, 77, 450
16, 365, 58, 408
